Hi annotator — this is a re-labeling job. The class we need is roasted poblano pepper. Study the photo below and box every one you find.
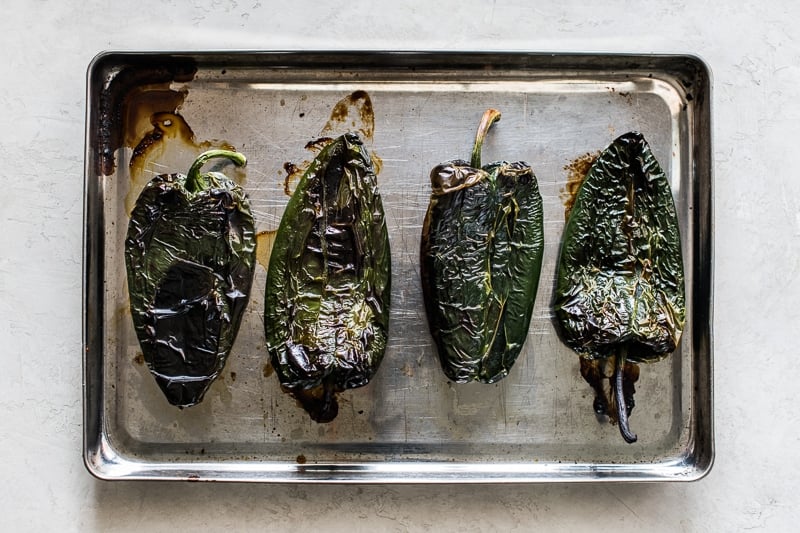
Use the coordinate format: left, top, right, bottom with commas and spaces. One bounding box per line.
125, 150, 256, 407
554, 132, 685, 443
265, 133, 391, 423
421, 109, 544, 383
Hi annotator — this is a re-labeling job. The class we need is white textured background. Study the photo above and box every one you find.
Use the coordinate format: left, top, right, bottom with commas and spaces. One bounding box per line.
1, 0, 798, 530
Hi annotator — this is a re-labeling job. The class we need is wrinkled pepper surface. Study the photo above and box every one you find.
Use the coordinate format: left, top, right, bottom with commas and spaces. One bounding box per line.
554, 132, 685, 443
421, 109, 544, 383
265, 133, 391, 423
125, 149, 255, 407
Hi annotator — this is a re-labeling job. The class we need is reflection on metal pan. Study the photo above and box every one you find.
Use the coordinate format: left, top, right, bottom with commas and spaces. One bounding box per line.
83, 51, 713, 483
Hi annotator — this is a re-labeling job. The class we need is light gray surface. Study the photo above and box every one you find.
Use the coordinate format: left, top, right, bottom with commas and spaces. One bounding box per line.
0, 0, 796, 530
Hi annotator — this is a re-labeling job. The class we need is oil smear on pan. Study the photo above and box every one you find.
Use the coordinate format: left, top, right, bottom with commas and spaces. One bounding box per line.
255, 230, 278, 270
321, 89, 375, 140
560, 152, 599, 220
98, 61, 199, 326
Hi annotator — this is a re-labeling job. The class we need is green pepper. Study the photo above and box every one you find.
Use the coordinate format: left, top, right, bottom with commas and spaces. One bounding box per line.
265, 133, 391, 423
125, 150, 255, 407
421, 109, 544, 383
554, 132, 685, 443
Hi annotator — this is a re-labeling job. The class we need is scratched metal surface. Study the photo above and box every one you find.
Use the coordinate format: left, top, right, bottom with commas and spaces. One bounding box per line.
83, 52, 712, 481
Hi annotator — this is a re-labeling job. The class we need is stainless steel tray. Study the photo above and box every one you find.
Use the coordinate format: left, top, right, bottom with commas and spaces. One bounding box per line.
83, 51, 713, 482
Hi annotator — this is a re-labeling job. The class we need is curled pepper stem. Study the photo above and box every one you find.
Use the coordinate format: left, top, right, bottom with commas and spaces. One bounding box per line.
470, 109, 502, 168
186, 149, 247, 193
615, 347, 638, 443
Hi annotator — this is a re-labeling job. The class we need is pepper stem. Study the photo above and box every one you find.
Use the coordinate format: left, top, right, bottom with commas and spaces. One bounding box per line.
470, 109, 502, 168
186, 149, 247, 193
615, 347, 638, 443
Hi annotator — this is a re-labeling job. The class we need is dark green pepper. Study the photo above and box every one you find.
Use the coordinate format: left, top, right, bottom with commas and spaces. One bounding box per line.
421, 109, 544, 383
125, 150, 255, 407
554, 132, 685, 443
265, 133, 391, 423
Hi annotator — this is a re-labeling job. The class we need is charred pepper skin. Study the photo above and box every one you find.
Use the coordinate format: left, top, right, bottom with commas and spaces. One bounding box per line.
265, 132, 391, 423
554, 132, 685, 443
421, 109, 544, 384
125, 150, 255, 408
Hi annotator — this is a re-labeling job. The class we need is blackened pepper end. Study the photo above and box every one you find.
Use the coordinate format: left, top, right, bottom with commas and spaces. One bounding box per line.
614, 348, 638, 443
291, 382, 339, 424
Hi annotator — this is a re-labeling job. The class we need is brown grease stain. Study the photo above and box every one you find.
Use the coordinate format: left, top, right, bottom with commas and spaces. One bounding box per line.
133, 353, 145, 366
283, 161, 303, 196
296, 454, 307, 464
262, 363, 274, 378
304, 137, 334, 152
129, 112, 196, 172
94, 58, 197, 176
321, 90, 375, 140
256, 230, 278, 269
278, 91, 380, 201
561, 152, 600, 220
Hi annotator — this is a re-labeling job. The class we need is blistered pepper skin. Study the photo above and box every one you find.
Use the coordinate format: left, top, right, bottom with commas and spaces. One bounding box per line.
264, 133, 390, 423
554, 132, 685, 443
125, 150, 255, 407
421, 110, 544, 384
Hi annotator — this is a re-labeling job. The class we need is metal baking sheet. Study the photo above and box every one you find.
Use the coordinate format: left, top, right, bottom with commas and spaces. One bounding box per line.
83, 51, 713, 482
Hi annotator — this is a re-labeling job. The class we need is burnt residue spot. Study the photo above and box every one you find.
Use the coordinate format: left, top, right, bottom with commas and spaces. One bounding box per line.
283, 161, 304, 196
130, 112, 196, 169
133, 353, 145, 365
296, 454, 307, 464
92, 57, 197, 175
291, 383, 339, 423
304, 137, 333, 152
130, 123, 163, 163
299, 112, 305, 118
561, 152, 600, 220
321, 90, 375, 140
230, 371, 237, 382
123, 90, 190, 152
